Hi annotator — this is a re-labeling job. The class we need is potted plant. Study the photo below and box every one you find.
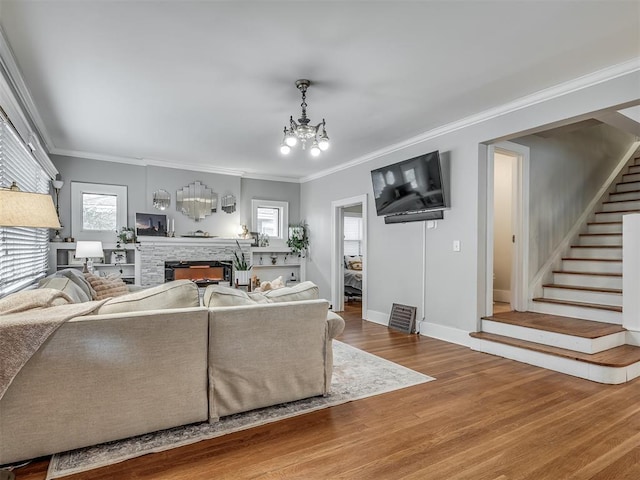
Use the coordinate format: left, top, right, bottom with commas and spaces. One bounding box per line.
233, 240, 251, 285
287, 221, 309, 257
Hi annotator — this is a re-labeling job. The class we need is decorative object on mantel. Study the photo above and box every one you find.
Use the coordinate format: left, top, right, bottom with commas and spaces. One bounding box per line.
176, 181, 217, 221
116, 227, 136, 247
258, 233, 269, 247
51, 174, 64, 242
136, 213, 168, 237
287, 221, 309, 257
181, 230, 214, 238
238, 224, 250, 239
221, 194, 236, 214
152, 189, 171, 211
249, 232, 259, 247
279, 79, 330, 157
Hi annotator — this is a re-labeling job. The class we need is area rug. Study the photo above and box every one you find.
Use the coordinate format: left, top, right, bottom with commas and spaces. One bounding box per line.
47, 341, 435, 479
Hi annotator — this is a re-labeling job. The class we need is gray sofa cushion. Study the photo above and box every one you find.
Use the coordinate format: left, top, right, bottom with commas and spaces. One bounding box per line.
263, 281, 319, 303
97, 280, 200, 314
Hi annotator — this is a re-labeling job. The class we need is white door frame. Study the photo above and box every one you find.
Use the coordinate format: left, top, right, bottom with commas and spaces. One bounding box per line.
485, 141, 530, 314
331, 194, 368, 313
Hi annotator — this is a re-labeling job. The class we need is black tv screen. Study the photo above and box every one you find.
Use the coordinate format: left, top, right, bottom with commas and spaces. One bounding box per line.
371, 150, 446, 217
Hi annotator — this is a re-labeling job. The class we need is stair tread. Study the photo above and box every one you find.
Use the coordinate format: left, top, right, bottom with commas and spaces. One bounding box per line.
482, 311, 625, 338
542, 284, 622, 294
579, 233, 621, 236
470, 332, 640, 367
587, 221, 622, 225
562, 258, 621, 262
532, 297, 622, 312
596, 209, 640, 214
552, 270, 621, 277
571, 245, 621, 249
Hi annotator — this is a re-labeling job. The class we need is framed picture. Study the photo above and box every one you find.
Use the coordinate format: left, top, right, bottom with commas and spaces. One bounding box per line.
110, 250, 127, 264
136, 213, 168, 237
249, 231, 259, 247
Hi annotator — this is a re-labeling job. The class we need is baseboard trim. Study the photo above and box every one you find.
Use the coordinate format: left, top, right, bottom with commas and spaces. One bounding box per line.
418, 322, 471, 347
493, 289, 511, 303
365, 309, 388, 326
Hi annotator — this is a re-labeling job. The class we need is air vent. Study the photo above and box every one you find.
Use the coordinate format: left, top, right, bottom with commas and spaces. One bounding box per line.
388, 303, 417, 334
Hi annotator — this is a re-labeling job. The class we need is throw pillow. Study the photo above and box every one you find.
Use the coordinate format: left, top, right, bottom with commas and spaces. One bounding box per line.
348, 260, 363, 271
263, 281, 319, 303
203, 285, 273, 307
84, 272, 129, 300
38, 277, 90, 303
97, 280, 201, 314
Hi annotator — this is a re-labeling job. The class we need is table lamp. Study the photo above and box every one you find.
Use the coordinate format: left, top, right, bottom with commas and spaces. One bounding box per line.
75, 240, 103, 273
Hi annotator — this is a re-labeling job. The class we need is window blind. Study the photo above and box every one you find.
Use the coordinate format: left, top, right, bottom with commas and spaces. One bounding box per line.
0, 117, 50, 296
344, 215, 363, 256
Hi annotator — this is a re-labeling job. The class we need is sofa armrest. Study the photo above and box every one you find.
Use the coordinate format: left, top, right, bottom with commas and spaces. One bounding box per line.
326, 310, 345, 339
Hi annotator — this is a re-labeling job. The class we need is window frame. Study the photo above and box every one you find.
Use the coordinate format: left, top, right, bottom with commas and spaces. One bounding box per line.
71, 182, 128, 242
251, 199, 288, 245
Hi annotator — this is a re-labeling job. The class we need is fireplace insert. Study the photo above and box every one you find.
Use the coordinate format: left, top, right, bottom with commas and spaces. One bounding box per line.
164, 260, 232, 287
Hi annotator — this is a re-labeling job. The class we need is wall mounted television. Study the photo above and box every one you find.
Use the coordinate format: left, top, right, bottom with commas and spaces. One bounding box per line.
371, 150, 447, 218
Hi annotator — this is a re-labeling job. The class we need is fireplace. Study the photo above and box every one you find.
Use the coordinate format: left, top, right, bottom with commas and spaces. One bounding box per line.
164, 260, 232, 287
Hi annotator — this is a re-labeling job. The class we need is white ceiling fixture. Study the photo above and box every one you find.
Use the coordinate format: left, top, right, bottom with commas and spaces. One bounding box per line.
280, 79, 329, 158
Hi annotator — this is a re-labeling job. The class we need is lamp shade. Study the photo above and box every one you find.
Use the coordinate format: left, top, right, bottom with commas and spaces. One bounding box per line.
0, 188, 61, 228
75, 241, 103, 258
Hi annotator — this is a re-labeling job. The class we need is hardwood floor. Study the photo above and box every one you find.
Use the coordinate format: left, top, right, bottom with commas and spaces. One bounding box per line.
14, 307, 640, 479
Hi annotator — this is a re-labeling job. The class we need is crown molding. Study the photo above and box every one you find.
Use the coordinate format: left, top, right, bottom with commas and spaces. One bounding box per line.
300, 57, 640, 183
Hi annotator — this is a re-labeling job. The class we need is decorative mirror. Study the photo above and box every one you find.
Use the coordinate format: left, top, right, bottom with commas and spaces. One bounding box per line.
152, 189, 171, 210
221, 194, 236, 214
176, 181, 217, 222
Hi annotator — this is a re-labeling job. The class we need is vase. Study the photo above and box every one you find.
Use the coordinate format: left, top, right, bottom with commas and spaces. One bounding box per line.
234, 270, 251, 286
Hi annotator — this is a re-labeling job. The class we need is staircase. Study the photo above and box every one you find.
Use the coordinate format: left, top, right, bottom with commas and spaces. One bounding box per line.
471, 154, 640, 384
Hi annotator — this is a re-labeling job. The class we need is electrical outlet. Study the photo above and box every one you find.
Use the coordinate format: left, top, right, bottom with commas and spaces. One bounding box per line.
453, 240, 461, 252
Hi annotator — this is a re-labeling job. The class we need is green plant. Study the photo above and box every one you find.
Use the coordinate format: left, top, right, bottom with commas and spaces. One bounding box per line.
287, 222, 309, 256
233, 240, 251, 271
116, 227, 136, 246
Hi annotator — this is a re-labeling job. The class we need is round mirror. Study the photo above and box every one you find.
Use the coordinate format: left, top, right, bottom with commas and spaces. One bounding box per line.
153, 189, 171, 210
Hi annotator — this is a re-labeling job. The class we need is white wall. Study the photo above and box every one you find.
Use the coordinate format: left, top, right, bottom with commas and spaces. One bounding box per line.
300, 70, 640, 343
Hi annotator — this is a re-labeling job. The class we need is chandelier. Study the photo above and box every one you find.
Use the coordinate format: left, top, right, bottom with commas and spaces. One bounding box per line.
279, 79, 330, 157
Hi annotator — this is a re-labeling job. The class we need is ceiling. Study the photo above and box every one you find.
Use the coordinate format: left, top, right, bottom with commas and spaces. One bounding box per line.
0, 1, 638, 182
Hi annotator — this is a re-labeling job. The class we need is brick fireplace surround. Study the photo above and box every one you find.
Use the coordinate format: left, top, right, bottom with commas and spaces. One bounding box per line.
138, 238, 252, 287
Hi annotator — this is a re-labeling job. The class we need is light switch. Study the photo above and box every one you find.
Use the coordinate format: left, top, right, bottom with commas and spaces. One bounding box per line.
453, 240, 461, 252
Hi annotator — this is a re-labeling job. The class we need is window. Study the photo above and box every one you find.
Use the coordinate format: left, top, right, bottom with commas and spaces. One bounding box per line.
251, 199, 288, 244
343, 214, 363, 256
0, 117, 50, 296
71, 182, 127, 242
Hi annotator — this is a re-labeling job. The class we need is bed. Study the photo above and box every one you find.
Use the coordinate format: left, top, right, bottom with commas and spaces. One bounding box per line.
344, 255, 363, 300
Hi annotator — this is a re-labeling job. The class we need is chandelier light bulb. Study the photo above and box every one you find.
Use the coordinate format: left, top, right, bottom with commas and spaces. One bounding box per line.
280, 143, 291, 155
318, 136, 329, 151
310, 141, 321, 157
285, 133, 298, 147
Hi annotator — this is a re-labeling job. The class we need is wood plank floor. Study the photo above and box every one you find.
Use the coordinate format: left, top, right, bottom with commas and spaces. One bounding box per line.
14, 304, 640, 480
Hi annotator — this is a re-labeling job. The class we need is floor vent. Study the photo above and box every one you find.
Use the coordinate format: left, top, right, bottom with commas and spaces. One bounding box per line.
388, 303, 417, 334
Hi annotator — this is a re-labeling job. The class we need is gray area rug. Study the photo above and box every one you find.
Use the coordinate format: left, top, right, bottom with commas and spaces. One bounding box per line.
47, 340, 435, 479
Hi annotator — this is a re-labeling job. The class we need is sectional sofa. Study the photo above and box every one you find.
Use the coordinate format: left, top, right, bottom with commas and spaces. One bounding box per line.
0, 277, 344, 464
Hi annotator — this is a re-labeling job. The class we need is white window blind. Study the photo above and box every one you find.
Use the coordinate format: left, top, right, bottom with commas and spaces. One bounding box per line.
0, 117, 50, 296
344, 215, 363, 256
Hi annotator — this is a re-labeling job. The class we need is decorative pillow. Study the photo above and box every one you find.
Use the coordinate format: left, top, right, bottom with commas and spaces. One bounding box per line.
52, 268, 96, 300
84, 272, 129, 300
203, 285, 274, 307
97, 280, 200, 314
38, 277, 90, 303
263, 281, 319, 303
0, 288, 73, 314
348, 260, 363, 271
255, 275, 285, 293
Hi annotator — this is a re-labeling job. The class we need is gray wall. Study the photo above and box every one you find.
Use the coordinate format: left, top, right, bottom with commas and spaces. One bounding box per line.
515, 123, 636, 280
52, 155, 299, 240
301, 72, 639, 337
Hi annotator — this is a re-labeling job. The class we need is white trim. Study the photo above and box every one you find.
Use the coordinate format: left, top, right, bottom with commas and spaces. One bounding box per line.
419, 322, 471, 347
301, 58, 640, 184
529, 141, 640, 298
71, 182, 128, 243
364, 309, 388, 326
331, 194, 367, 315
493, 289, 511, 303
251, 199, 288, 245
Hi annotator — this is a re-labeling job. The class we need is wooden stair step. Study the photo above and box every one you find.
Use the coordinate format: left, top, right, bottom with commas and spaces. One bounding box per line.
482, 311, 625, 338
542, 284, 622, 294
596, 209, 640, 214
571, 245, 621, 249
579, 233, 621, 237
532, 297, 622, 312
470, 332, 640, 367
562, 257, 621, 262
552, 270, 621, 277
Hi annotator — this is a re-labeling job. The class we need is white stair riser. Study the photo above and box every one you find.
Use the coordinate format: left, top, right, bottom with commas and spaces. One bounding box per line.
542, 287, 622, 307
561, 259, 621, 274
586, 223, 622, 234
616, 181, 640, 193
553, 272, 622, 289
623, 173, 640, 183
602, 200, 640, 212
595, 211, 638, 222
481, 320, 625, 354
578, 234, 621, 246
471, 339, 636, 384
609, 191, 640, 202
530, 300, 622, 324
568, 247, 621, 259
628, 165, 640, 174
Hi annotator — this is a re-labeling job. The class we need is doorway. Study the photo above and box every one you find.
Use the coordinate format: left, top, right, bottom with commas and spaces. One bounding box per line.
485, 141, 530, 316
331, 194, 368, 316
